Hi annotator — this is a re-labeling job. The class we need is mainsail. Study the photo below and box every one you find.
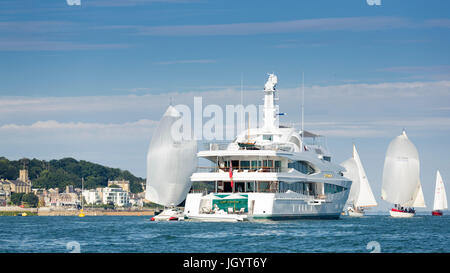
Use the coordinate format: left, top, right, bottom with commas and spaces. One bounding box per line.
145, 105, 197, 207
433, 170, 448, 211
341, 144, 377, 208
381, 130, 424, 207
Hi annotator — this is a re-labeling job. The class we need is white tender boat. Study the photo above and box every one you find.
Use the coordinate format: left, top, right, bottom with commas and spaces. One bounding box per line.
381, 130, 426, 218
184, 74, 352, 221
341, 144, 377, 217
151, 207, 185, 221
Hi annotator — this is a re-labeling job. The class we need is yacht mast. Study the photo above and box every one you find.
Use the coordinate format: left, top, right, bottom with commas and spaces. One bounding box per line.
301, 72, 305, 139
263, 73, 278, 131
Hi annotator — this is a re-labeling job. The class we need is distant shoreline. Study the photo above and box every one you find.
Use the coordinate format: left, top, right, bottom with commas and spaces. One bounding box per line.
0, 207, 156, 216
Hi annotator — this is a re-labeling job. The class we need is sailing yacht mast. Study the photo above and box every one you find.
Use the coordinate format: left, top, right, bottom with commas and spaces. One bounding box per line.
81, 177, 84, 209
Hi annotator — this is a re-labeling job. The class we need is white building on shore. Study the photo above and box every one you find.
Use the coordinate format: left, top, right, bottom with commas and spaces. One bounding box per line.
102, 187, 130, 207
82, 189, 102, 205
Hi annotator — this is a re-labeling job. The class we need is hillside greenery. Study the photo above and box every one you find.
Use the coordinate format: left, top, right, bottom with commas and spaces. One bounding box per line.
0, 157, 144, 193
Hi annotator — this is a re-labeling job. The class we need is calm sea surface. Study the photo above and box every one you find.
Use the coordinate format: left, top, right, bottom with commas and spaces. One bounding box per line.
1, 213, 449, 253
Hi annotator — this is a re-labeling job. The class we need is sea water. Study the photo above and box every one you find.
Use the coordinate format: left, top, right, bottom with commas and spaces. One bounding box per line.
0, 213, 449, 253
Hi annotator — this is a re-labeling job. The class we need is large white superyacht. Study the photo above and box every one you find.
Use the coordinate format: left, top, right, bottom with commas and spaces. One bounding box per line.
184, 74, 352, 221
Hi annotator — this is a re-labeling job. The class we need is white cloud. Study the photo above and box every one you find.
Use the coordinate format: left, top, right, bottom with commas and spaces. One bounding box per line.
1, 79, 450, 139
0, 119, 157, 130
133, 16, 412, 36
0, 39, 130, 51
155, 59, 216, 65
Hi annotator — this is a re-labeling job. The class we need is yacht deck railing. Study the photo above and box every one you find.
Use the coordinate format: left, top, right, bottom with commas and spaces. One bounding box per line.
196, 166, 283, 173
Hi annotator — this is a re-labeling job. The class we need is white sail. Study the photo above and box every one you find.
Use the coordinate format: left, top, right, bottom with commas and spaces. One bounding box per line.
341, 144, 377, 208
410, 181, 426, 208
433, 170, 448, 211
341, 157, 359, 206
381, 130, 422, 207
145, 105, 197, 207
353, 145, 377, 207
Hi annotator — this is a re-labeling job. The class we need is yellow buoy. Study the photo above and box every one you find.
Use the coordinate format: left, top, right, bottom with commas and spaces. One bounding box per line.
78, 209, 85, 217
22, 212, 27, 217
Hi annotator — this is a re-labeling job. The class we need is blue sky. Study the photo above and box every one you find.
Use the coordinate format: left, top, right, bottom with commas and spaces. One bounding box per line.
1, 0, 450, 211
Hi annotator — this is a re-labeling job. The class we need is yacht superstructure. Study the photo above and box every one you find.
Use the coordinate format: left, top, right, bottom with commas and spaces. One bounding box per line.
183, 74, 352, 221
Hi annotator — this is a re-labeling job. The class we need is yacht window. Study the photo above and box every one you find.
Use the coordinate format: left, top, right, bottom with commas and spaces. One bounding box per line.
279, 181, 314, 195
231, 160, 239, 168
263, 160, 273, 167
240, 161, 250, 170
251, 160, 258, 170
275, 160, 281, 171
324, 183, 346, 194
258, 181, 277, 192
235, 182, 245, 192
191, 181, 215, 193
288, 161, 315, 174
323, 156, 331, 162
246, 182, 255, 192
263, 135, 273, 141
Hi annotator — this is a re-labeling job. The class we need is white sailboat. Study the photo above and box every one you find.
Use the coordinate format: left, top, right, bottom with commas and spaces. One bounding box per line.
381, 130, 426, 218
432, 170, 447, 216
146, 104, 197, 221
341, 144, 377, 217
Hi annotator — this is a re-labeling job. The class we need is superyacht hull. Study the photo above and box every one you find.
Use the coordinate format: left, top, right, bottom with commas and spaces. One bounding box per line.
186, 213, 248, 222
184, 191, 348, 221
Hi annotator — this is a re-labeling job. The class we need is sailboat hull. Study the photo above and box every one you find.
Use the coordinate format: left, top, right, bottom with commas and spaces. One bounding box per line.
348, 209, 364, 217
432, 210, 443, 216
389, 209, 414, 218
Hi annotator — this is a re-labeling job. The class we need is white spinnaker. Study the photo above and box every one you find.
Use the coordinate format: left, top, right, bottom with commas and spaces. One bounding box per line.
341, 157, 360, 207
145, 106, 197, 207
353, 145, 377, 207
433, 170, 448, 211
381, 131, 421, 206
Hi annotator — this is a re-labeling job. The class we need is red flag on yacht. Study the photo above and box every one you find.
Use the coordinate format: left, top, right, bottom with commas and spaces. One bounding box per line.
229, 167, 233, 189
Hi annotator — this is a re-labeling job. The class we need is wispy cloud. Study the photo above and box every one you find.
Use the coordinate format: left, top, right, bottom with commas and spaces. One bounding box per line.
0, 119, 157, 131
131, 16, 412, 36
377, 65, 450, 73
0, 39, 131, 51
423, 19, 450, 28
88, 0, 201, 7
155, 59, 216, 65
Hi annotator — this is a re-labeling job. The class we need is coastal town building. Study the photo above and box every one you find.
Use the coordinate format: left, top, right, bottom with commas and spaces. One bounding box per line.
129, 193, 144, 207
107, 180, 130, 192
82, 189, 102, 205
103, 187, 130, 207
19, 169, 30, 183
0, 169, 32, 194
43, 188, 80, 208
0, 181, 10, 206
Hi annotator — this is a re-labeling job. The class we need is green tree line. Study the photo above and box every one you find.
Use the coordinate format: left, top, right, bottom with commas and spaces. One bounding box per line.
0, 157, 144, 193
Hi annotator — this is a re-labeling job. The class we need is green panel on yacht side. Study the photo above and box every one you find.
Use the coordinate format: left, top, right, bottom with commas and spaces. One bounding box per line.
212, 198, 248, 212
